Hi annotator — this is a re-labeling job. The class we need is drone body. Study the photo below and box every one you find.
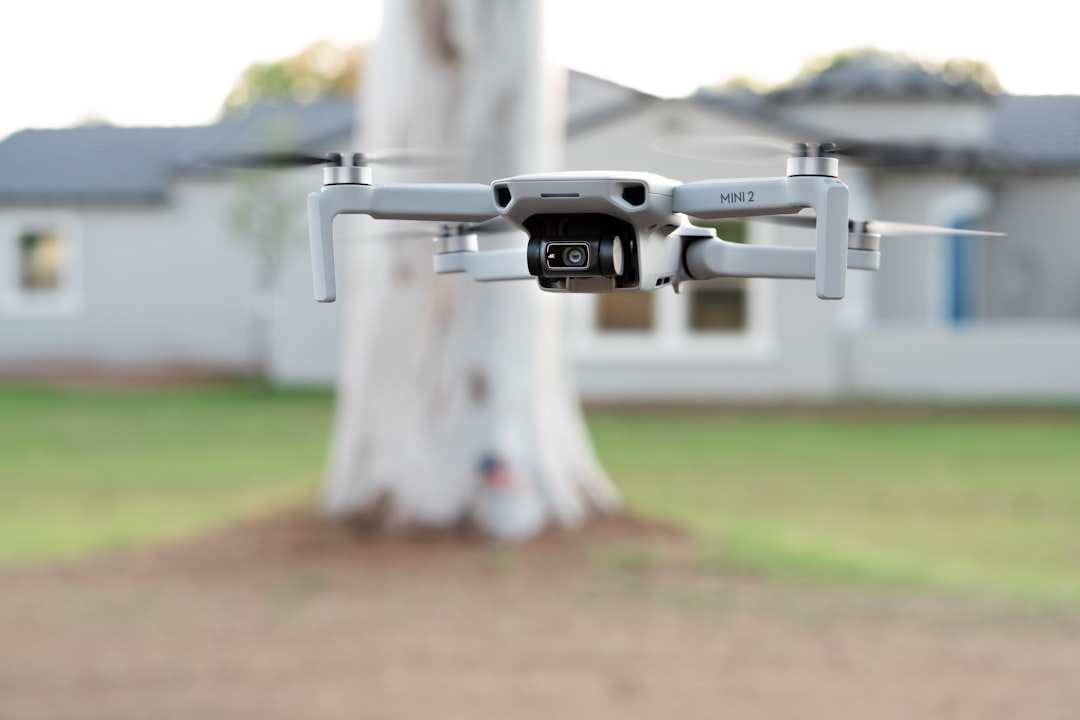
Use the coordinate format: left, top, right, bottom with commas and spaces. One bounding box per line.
303, 145, 996, 304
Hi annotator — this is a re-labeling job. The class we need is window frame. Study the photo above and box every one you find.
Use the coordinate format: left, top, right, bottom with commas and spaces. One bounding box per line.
2, 213, 84, 317
575, 220, 777, 364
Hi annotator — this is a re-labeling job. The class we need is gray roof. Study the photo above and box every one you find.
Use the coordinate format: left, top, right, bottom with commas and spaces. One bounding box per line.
697, 54, 1080, 171
0, 126, 197, 204
3, 71, 1079, 206
693, 88, 1080, 172
993, 95, 1080, 169
0, 101, 355, 206
565, 70, 656, 134
0, 71, 652, 207
0, 71, 651, 206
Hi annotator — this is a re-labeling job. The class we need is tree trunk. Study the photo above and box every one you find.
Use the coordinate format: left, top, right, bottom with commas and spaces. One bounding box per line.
321, 0, 618, 539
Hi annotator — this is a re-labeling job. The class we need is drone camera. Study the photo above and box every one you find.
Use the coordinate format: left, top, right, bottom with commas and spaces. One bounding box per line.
545, 241, 591, 271
527, 234, 626, 280
522, 213, 639, 290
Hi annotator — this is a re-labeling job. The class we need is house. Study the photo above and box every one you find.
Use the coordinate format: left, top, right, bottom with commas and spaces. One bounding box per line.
0, 102, 354, 383
2, 62, 1079, 400
562, 64, 1080, 401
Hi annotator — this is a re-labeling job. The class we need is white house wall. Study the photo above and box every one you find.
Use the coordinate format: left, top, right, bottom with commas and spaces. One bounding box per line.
982, 176, 1080, 319
9, 93, 1076, 403
566, 99, 796, 181
564, 100, 849, 401
0, 179, 259, 372
848, 174, 1080, 401
848, 325, 1080, 400
572, 275, 846, 402
871, 173, 993, 325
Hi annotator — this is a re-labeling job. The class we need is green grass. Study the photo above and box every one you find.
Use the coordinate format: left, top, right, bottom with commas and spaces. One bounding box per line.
2, 383, 1079, 606
0, 383, 332, 564
589, 406, 1080, 604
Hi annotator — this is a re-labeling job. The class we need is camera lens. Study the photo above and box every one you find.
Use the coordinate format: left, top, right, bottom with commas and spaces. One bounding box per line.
563, 246, 586, 267
534, 240, 595, 274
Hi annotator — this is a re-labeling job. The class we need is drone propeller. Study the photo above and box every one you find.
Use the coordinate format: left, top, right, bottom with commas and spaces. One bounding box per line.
216, 151, 336, 168
761, 214, 1005, 238
207, 149, 458, 170
651, 134, 961, 168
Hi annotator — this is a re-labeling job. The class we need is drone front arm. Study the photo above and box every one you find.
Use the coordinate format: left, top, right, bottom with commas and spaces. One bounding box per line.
306, 183, 498, 302
672, 177, 850, 299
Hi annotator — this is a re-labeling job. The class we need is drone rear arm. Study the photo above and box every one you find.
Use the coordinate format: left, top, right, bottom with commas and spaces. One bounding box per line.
683, 237, 880, 282
672, 177, 849, 299
307, 183, 498, 302
433, 248, 530, 281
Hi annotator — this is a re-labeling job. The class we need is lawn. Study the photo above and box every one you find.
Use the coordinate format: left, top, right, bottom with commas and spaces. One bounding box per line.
591, 405, 1080, 604
2, 383, 1079, 604
0, 383, 331, 563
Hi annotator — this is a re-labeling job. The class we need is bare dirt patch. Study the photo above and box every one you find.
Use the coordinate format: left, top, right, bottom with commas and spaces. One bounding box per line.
0, 364, 250, 390
2, 509, 1079, 720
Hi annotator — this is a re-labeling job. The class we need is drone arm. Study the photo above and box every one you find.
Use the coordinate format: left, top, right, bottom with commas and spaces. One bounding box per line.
683, 237, 879, 281
307, 183, 498, 302
673, 178, 803, 219
433, 248, 530, 281
672, 177, 850, 299
365, 184, 499, 221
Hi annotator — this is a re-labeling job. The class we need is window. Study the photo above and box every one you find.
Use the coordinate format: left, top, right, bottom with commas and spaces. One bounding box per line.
684, 220, 748, 333
3, 217, 82, 316
594, 220, 749, 335
19, 230, 68, 292
596, 292, 654, 332
687, 278, 747, 332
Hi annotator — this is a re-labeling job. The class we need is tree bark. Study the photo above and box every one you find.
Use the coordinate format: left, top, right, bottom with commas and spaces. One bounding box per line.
321, 0, 617, 539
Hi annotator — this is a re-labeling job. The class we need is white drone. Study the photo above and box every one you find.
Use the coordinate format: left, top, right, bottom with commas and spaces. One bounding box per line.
291, 144, 999, 302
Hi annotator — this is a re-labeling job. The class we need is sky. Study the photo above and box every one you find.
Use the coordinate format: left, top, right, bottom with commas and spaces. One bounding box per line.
2, 0, 1077, 142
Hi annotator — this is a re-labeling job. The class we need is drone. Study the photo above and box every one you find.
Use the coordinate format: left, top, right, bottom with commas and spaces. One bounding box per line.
285, 145, 1001, 303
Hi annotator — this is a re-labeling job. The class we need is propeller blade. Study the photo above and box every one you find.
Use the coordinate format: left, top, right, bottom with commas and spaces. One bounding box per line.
862, 220, 1005, 237
206, 147, 460, 171
776, 138, 952, 167
211, 151, 334, 168
825, 140, 951, 167
650, 132, 973, 169
761, 214, 1005, 237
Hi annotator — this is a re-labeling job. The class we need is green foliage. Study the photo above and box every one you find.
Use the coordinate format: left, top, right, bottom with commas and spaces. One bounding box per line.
713, 75, 770, 94
227, 164, 306, 287
222, 40, 362, 114
790, 45, 1002, 94
224, 122, 308, 381
939, 57, 1002, 93
707, 46, 1004, 96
